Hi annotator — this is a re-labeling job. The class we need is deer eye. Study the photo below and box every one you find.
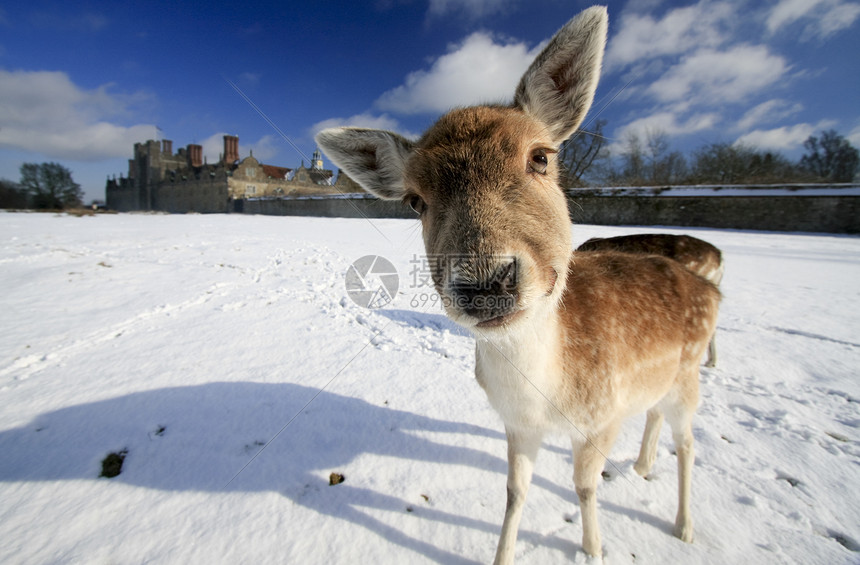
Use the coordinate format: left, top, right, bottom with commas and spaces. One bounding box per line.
407, 195, 426, 215
529, 149, 549, 174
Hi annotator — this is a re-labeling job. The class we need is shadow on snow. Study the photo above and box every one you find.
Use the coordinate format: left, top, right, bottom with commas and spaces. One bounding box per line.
0, 382, 579, 563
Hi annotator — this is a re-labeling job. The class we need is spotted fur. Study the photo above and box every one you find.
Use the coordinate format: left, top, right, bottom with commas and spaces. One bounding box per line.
578, 233, 724, 366
316, 6, 720, 561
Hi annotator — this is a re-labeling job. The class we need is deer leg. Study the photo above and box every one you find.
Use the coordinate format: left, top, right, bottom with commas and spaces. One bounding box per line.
572, 423, 621, 557
494, 427, 542, 565
705, 334, 717, 368
670, 420, 695, 542
665, 376, 698, 543
634, 408, 664, 477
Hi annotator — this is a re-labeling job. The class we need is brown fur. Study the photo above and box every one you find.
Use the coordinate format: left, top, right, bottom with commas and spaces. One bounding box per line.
577, 233, 724, 284
315, 7, 721, 561
577, 234, 724, 366
559, 253, 718, 415
407, 106, 571, 308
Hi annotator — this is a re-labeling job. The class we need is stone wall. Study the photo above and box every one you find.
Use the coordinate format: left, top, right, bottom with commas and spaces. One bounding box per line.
242, 195, 413, 219
106, 184, 145, 212
153, 178, 229, 214
239, 191, 860, 234
567, 194, 860, 234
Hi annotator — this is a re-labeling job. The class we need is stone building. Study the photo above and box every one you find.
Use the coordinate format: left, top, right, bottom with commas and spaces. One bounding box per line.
106, 134, 362, 212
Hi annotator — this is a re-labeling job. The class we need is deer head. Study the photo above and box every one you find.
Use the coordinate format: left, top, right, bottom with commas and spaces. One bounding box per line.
317, 7, 608, 331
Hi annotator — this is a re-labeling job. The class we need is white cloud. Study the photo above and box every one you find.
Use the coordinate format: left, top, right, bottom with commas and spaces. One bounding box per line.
0, 69, 155, 161
199, 133, 228, 164
244, 134, 278, 162
605, 1, 735, 69
609, 111, 720, 154
736, 99, 804, 131
734, 120, 837, 151
589, 0, 857, 158
847, 122, 860, 148
374, 32, 543, 115
768, 0, 823, 29
815, 1, 860, 36
767, 0, 860, 39
310, 113, 415, 139
646, 45, 789, 106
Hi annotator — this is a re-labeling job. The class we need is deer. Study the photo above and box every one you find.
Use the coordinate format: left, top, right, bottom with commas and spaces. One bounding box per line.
576, 233, 724, 367
316, 6, 720, 562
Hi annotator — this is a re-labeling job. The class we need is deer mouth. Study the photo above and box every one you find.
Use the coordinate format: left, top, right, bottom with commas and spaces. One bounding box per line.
475, 309, 525, 329
445, 257, 521, 327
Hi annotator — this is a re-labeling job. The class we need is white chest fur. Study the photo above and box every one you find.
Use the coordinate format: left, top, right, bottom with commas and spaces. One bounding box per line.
474, 316, 570, 433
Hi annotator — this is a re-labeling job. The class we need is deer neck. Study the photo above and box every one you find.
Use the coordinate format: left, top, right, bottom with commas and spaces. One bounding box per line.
473, 289, 567, 430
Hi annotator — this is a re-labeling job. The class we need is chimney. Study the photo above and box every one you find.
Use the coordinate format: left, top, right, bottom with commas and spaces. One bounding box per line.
188, 144, 203, 167
162, 139, 173, 155
223, 135, 239, 165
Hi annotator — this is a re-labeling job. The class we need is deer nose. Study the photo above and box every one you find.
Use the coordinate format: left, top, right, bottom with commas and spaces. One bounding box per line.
449, 259, 519, 323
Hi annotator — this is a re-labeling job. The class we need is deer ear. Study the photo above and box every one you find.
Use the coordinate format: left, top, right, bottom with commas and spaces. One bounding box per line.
315, 128, 414, 200
513, 6, 608, 145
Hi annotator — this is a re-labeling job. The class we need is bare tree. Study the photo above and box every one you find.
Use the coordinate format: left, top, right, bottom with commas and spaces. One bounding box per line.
582, 127, 856, 187
558, 119, 608, 187
19, 162, 83, 209
607, 128, 686, 186
690, 143, 756, 184
799, 130, 859, 182
690, 143, 805, 184
644, 128, 687, 185
615, 130, 646, 185
746, 151, 801, 183
0, 179, 29, 209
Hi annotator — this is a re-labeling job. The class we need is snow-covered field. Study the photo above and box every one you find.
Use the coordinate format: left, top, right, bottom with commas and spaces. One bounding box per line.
1, 211, 858, 564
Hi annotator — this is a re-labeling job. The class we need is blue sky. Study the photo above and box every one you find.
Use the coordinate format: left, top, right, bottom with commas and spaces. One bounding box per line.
1, 0, 859, 202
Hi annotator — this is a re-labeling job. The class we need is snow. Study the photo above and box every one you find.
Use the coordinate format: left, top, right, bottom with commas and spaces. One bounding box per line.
247, 192, 375, 200
1, 211, 858, 564
569, 185, 860, 197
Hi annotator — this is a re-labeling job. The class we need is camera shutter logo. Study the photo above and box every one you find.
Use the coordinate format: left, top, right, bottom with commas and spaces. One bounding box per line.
345, 255, 399, 309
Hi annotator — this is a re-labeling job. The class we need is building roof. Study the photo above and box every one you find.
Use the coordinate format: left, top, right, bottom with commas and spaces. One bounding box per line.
261, 164, 291, 179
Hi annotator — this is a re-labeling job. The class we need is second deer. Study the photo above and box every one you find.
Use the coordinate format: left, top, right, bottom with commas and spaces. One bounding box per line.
577, 233, 724, 366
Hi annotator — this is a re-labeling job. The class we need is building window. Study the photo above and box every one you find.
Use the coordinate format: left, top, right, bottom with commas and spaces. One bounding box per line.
246, 167, 257, 179
246, 184, 257, 195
